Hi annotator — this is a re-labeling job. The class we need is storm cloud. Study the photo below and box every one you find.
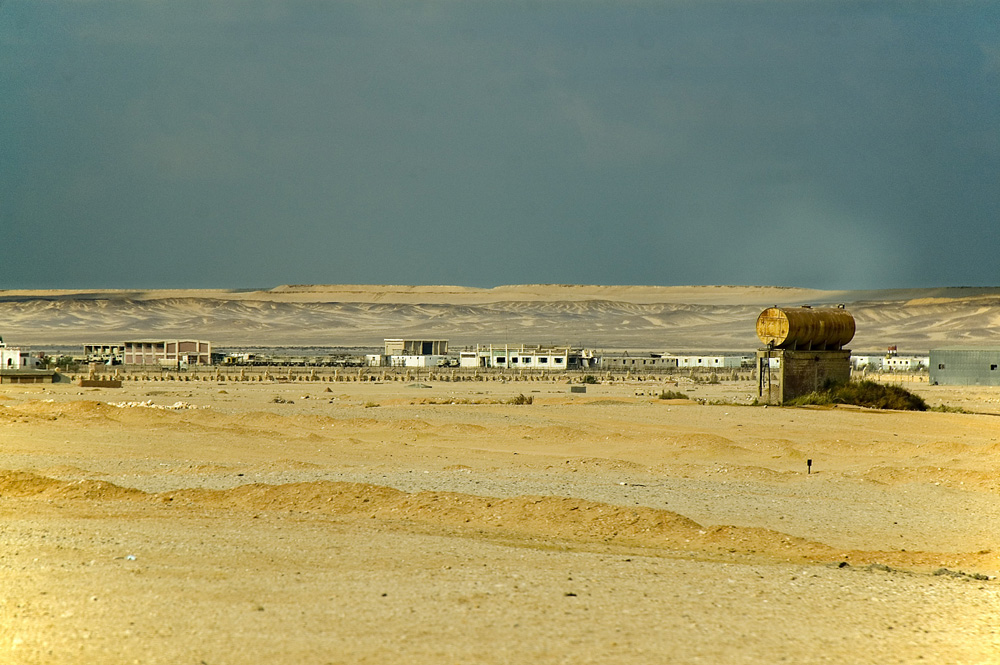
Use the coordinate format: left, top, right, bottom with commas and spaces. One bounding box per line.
1, 1, 997, 289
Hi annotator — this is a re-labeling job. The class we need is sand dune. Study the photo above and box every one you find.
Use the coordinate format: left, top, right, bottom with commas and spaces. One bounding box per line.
5, 468, 994, 571
1, 284, 998, 350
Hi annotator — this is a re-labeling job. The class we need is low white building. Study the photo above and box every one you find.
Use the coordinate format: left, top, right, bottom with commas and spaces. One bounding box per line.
389, 355, 449, 368
882, 355, 929, 371
369, 339, 451, 368
460, 345, 597, 370
851, 354, 929, 371
601, 354, 679, 369
0, 340, 43, 370
850, 354, 883, 370
674, 355, 747, 369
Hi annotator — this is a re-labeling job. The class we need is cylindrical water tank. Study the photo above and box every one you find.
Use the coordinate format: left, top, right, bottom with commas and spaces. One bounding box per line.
755, 306, 855, 350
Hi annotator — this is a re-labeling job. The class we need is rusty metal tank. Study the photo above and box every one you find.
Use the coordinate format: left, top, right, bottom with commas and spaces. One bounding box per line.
755, 306, 855, 350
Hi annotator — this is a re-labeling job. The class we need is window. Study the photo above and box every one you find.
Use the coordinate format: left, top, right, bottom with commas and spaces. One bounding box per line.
511, 357, 518, 363
496, 357, 505, 363
555, 358, 564, 364
540, 357, 548, 364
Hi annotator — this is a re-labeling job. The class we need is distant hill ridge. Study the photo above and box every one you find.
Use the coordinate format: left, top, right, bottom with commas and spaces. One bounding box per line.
0, 285, 997, 351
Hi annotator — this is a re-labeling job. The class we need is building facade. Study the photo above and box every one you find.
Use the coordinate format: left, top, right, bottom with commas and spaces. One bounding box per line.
86, 341, 211, 366
929, 348, 1000, 386
601, 354, 679, 369
383, 339, 448, 356
0, 342, 43, 369
674, 355, 749, 369
368, 339, 450, 367
459, 345, 597, 370
121, 340, 211, 366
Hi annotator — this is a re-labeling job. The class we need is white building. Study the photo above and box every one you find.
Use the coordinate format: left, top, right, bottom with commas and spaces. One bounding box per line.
673, 355, 748, 369
459, 345, 597, 370
368, 339, 451, 368
0, 340, 43, 370
601, 354, 679, 369
851, 354, 929, 371
882, 355, 929, 371
851, 354, 884, 370
388, 354, 449, 368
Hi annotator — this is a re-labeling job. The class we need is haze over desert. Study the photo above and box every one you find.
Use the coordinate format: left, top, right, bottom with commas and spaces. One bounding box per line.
1, 284, 998, 664
3, 284, 1000, 350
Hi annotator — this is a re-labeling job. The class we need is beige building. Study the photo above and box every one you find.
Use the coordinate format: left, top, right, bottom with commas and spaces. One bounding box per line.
85, 340, 212, 366
383, 339, 448, 356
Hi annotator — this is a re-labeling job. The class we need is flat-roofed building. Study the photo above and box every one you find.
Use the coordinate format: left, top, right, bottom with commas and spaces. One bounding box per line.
121, 340, 212, 366
0, 341, 43, 370
882, 355, 929, 371
84, 343, 124, 364
384, 339, 448, 356
930, 347, 1000, 386
459, 344, 597, 370
0, 339, 53, 382
368, 339, 450, 367
673, 354, 748, 369
851, 354, 884, 370
601, 353, 679, 369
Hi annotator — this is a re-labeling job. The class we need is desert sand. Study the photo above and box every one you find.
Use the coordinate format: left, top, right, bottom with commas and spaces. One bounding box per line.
1, 373, 998, 664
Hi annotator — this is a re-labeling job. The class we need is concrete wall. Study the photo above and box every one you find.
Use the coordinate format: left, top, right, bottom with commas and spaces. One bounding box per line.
757, 349, 852, 405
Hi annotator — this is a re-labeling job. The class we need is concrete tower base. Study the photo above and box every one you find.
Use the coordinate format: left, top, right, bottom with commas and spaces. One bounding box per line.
757, 348, 851, 405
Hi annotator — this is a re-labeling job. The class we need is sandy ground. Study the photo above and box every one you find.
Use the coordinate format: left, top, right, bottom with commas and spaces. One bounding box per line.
1, 376, 999, 664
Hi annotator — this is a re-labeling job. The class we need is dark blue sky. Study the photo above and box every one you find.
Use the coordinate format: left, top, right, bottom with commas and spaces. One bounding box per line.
1, 1, 997, 289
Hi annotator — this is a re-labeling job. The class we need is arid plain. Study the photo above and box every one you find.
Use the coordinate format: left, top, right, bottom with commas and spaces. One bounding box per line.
1, 285, 999, 664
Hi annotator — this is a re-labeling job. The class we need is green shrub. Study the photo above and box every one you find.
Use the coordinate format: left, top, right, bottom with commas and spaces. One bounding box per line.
658, 390, 689, 400
581, 375, 599, 384
507, 393, 533, 405
788, 380, 927, 411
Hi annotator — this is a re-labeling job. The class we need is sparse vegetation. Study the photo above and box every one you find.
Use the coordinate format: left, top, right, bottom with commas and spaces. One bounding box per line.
930, 404, 971, 414
658, 390, 689, 400
48, 355, 80, 371
787, 380, 927, 411
363, 401, 380, 408
581, 375, 599, 384
415, 394, 534, 405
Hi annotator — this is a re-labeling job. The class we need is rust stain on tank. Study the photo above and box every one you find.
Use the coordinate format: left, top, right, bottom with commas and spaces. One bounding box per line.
756, 306, 855, 350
